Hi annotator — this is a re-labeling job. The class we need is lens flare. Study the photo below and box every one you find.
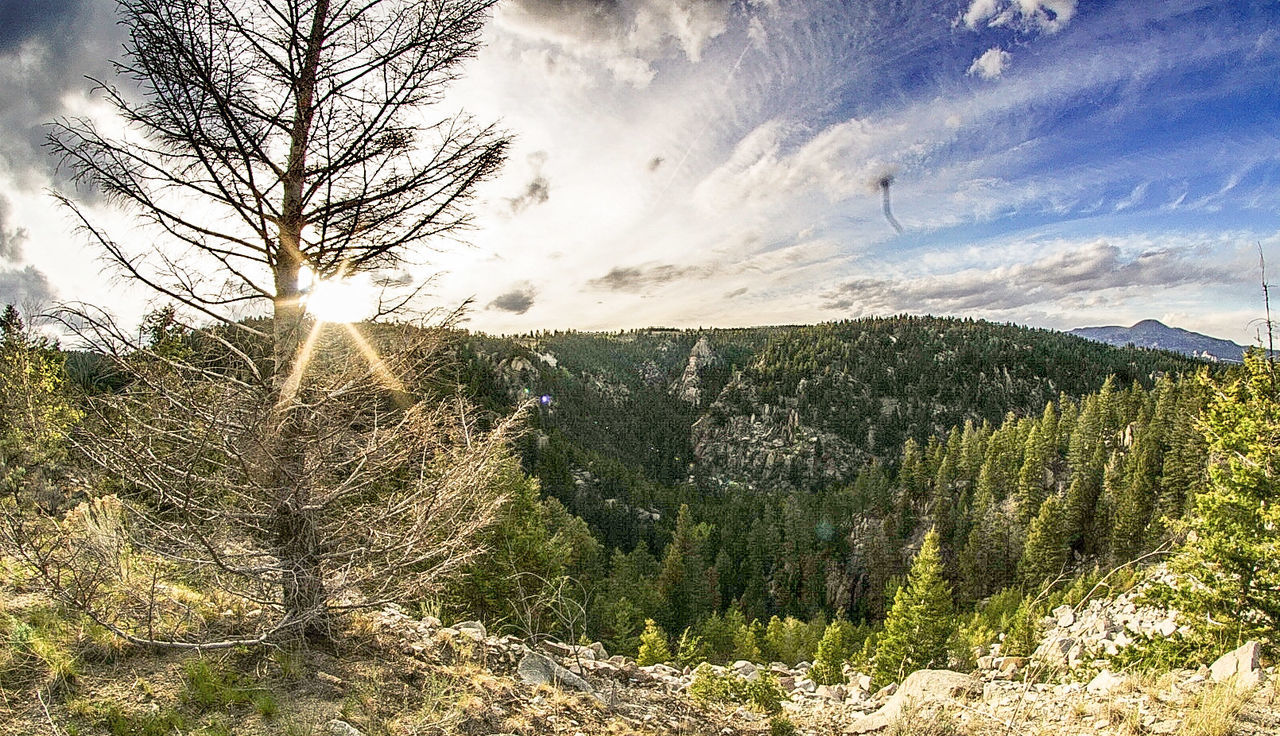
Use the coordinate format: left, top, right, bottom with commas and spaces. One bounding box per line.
299, 266, 379, 324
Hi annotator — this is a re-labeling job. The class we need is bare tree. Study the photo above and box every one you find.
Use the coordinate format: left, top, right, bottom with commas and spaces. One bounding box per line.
15, 0, 512, 644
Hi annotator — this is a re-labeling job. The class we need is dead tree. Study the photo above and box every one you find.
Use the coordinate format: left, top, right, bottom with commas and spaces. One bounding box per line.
23, 0, 511, 644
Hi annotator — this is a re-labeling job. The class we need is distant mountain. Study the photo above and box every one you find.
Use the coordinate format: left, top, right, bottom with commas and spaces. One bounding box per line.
1068, 319, 1249, 363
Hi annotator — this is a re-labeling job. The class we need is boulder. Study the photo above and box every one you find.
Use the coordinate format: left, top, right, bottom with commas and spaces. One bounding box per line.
1053, 605, 1076, 628
1086, 669, 1125, 695
731, 660, 759, 680
816, 685, 846, 701
453, 620, 486, 640
846, 670, 981, 734
517, 652, 594, 694
1210, 641, 1263, 688
326, 720, 364, 736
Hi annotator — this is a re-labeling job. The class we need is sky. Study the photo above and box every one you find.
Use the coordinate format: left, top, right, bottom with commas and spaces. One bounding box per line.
1, 0, 1278, 344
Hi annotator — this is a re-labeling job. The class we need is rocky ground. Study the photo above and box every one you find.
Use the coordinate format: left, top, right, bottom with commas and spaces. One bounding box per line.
3, 578, 1278, 735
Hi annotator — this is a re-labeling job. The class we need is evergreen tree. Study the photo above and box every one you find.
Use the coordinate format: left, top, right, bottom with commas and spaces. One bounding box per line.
809, 618, 857, 685
637, 619, 673, 666
676, 627, 710, 667
1018, 495, 1070, 587
656, 504, 713, 634
732, 618, 764, 663
1165, 353, 1280, 648
872, 528, 954, 687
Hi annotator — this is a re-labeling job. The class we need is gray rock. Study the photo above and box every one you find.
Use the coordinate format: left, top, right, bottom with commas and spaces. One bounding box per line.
815, 684, 846, 701
1053, 604, 1075, 628
1210, 641, 1263, 688
454, 620, 486, 639
517, 652, 594, 694
1086, 669, 1125, 694
326, 719, 364, 736
849, 670, 980, 733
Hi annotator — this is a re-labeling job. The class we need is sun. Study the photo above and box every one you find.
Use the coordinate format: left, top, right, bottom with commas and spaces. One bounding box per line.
298, 266, 379, 324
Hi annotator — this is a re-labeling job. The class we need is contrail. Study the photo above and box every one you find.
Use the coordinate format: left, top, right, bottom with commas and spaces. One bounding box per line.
656, 39, 756, 200
879, 175, 903, 234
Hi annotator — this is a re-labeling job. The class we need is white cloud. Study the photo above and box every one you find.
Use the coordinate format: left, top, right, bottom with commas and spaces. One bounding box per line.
967, 47, 1011, 79
962, 0, 1078, 34
492, 0, 733, 88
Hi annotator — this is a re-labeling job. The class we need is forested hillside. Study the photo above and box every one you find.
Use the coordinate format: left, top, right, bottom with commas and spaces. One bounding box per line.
444, 316, 1213, 660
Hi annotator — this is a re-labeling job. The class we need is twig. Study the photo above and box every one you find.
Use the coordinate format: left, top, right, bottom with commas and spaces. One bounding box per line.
37, 689, 64, 736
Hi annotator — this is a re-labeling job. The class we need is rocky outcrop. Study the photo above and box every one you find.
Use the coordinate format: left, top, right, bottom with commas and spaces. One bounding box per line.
691, 375, 862, 491
671, 336, 716, 406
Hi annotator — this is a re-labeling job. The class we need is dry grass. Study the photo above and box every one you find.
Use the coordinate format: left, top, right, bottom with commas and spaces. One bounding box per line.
1178, 682, 1250, 736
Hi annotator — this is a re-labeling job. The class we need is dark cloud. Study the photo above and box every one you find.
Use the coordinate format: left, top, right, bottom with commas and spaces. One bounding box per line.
586, 262, 713, 292
0, 265, 55, 308
822, 241, 1241, 314
0, 0, 124, 188
0, 196, 28, 261
488, 283, 537, 314
508, 176, 550, 213
723, 286, 748, 299
647, 156, 664, 172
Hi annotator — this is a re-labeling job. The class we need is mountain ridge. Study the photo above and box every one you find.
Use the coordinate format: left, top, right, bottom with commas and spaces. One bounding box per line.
1068, 319, 1250, 363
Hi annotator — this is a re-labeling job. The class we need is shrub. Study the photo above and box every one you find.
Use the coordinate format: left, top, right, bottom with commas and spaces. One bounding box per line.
689, 663, 786, 713
809, 619, 857, 685
769, 714, 799, 736
636, 619, 672, 666
676, 627, 709, 668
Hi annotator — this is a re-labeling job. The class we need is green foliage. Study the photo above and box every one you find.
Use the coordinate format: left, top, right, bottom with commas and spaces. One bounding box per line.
809, 618, 857, 685
675, 627, 709, 668
1019, 495, 1070, 586
1001, 598, 1041, 658
181, 658, 265, 711
763, 615, 823, 666
688, 663, 786, 713
1160, 353, 1280, 650
0, 305, 81, 506
656, 504, 714, 635
732, 617, 765, 663
0, 608, 80, 691
769, 715, 799, 736
873, 528, 953, 688
92, 702, 189, 736
636, 618, 672, 666
443, 458, 601, 638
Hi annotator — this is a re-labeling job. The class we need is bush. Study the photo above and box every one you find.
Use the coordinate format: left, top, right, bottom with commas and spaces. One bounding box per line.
763, 615, 823, 666
689, 664, 786, 713
636, 619, 672, 666
181, 658, 268, 711
769, 714, 799, 736
809, 618, 857, 685
676, 627, 709, 668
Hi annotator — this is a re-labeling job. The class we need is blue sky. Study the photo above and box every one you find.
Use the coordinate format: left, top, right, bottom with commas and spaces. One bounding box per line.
1, 0, 1278, 342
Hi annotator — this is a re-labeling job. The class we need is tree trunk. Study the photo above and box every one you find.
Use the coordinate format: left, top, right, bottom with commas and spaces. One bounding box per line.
270, 0, 331, 641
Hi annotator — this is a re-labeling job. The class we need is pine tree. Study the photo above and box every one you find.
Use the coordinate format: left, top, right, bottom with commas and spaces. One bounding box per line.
676, 627, 709, 667
732, 618, 764, 663
656, 504, 713, 634
872, 528, 954, 687
1018, 495, 1070, 587
637, 619, 673, 666
1165, 353, 1280, 648
809, 618, 857, 685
